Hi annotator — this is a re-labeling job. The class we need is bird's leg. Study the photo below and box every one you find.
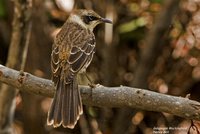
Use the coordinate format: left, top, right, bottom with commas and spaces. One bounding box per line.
84, 73, 96, 88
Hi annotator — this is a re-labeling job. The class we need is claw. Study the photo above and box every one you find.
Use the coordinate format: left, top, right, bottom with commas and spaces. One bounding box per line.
88, 83, 96, 88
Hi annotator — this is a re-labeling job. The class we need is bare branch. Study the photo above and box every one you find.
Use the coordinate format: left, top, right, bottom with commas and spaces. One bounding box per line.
0, 64, 200, 121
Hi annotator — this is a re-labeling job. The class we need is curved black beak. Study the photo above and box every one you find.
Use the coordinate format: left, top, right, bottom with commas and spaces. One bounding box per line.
100, 18, 112, 24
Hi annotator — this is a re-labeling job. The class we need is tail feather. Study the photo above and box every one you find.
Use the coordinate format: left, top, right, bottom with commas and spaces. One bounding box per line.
47, 76, 83, 128
47, 92, 55, 124
77, 85, 83, 115
70, 82, 75, 125
54, 79, 63, 126
62, 81, 72, 127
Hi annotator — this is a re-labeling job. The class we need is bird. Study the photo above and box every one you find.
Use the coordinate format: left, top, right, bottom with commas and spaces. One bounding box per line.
47, 9, 112, 129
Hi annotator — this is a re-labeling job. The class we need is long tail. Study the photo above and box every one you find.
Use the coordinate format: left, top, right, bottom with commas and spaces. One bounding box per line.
47, 76, 83, 128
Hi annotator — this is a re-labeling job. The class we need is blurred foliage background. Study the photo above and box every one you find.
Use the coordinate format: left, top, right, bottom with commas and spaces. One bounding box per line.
0, 0, 200, 134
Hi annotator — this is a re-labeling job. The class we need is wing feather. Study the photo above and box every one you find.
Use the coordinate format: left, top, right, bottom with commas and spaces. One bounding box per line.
68, 37, 95, 73
51, 24, 96, 85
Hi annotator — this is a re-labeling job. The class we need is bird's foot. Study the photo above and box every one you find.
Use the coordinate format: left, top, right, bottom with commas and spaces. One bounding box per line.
88, 83, 96, 88
88, 83, 102, 88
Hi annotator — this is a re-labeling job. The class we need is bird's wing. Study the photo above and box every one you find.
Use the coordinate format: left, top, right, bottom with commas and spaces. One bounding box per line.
51, 43, 62, 84
68, 35, 95, 73
51, 26, 96, 83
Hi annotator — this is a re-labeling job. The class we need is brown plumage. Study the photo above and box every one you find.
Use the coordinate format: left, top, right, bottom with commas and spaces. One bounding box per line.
47, 9, 112, 129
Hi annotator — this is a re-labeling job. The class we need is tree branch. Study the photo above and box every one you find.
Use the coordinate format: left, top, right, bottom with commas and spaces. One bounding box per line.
0, 64, 200, 121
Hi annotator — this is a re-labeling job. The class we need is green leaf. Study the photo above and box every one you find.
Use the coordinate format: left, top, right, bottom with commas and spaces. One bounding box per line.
118, 17, 147, 33
0, 0, 6, 18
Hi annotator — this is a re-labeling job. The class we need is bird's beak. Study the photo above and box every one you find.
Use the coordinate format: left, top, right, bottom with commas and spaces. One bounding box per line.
100, 18, 112, 24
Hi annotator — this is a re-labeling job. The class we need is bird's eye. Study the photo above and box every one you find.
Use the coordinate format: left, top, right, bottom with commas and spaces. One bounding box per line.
83, 15, 98, 24
87, 15, 97, 21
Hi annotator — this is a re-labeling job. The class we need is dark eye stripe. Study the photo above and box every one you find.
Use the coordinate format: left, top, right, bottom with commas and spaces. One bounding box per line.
88, 16, 98, 21
83, 15, 98, 24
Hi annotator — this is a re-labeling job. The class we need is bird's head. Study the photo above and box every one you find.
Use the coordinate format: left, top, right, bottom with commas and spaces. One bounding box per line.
69, 9, 112, 31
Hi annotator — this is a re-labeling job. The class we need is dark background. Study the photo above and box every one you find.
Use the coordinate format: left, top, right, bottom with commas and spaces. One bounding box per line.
0, 0, 200, 133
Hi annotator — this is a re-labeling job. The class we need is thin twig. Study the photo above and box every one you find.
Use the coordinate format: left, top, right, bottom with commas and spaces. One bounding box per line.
0, 0, 32, 133
21, 22, 32, 71
188, 120, 200, 134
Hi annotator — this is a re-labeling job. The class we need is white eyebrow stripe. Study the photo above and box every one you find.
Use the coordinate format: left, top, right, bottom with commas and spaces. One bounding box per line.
69, 14, 87, 29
